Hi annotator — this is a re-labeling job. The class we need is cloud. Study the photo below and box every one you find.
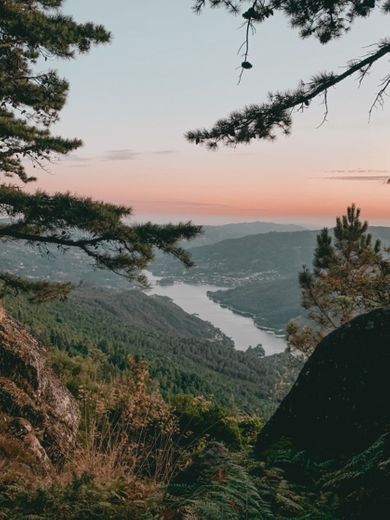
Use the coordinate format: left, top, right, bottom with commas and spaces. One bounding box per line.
104, 149, 141, 161
324, 169, 390, 174
324, 175, 390, 183
152, 200, 232, 208
148, 200, 267, 213
103, 149, 177, 161
151, 150, 177, 155
61, 153, 92, 163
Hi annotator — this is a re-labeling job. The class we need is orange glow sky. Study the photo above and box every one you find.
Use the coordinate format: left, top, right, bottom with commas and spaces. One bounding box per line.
27, 1, 390, 227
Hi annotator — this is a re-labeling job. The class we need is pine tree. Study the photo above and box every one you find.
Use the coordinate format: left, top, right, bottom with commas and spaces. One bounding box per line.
287, 204, 390, 354
0, 1, 200, 301
188, 1, 390, 147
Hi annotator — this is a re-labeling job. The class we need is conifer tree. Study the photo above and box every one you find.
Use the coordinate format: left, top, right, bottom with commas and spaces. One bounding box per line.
188, 1, 390, 147
0, 0, 200, 301
287, 204, 390, 354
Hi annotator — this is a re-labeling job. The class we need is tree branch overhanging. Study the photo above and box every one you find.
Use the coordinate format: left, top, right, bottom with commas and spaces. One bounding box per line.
187, 39, 390, 148
0, 186, 202, 300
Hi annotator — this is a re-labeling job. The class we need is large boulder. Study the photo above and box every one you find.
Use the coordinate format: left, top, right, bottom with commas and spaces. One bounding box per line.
0, 307, 79, 470
256, 308, 390, 460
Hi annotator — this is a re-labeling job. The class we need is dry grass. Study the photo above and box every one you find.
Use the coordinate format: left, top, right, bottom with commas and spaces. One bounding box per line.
60, 355, 180, 488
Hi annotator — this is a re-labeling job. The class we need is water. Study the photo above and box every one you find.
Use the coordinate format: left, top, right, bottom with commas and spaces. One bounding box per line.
147, 275, 287, 355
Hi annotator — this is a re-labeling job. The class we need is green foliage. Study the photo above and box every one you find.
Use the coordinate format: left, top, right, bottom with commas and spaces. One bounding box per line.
0, 186, 201, 299
167, 442, 270, 519
193, 1, 380, 42
288, 205, 390, 354
49, 347, 110, 398
172, 394, 262, 449
0, 473, 160, 519
0, 1, 200, 301
0, 271, 71, 302
0, 0, 110, 182
4, 287, 294, 415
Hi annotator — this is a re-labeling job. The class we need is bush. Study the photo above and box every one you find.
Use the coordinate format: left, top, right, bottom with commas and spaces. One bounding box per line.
172, 394, 262, 450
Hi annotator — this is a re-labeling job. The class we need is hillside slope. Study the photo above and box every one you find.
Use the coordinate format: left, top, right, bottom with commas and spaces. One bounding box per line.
208, 275, 303, 332
5, 288, 297, 415
187, 221, 306, 247
151, 230, 317, 285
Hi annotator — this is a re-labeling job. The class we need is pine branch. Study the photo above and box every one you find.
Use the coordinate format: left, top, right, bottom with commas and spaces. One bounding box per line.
0, 186, 202, 292
187, 40, 390, 148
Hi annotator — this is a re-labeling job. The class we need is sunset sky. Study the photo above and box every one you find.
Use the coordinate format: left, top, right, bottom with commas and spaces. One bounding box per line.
28, 0, 390, 226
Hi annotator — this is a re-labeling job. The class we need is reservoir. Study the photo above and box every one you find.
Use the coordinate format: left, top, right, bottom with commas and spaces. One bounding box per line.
147, 276, 287, 355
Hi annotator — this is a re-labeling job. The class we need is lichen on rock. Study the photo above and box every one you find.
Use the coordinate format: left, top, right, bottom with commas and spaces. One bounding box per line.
0, 309, 80, 472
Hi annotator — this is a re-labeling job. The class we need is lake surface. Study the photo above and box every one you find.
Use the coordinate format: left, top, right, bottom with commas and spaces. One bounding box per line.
147, 275, 287, 355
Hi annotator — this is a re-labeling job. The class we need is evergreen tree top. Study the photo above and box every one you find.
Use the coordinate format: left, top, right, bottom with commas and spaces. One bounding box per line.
0, 0, 110, 181
0, 2, 201, 301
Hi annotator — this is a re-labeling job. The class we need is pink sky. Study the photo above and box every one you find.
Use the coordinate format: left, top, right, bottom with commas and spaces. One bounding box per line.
26, 1, 390, 227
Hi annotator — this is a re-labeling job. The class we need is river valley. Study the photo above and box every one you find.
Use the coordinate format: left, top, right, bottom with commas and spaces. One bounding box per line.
147, 275, 287, 355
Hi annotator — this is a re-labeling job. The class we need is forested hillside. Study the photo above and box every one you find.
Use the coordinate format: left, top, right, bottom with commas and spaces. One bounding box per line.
4, 288, 296, 415
152, 226, 390, 332
209, 276, 303, 333
151, 230, 317, 285
152, 227, 390, 285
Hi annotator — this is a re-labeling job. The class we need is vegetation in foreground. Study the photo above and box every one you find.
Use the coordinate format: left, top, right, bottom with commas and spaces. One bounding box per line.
2, 310, 390, 519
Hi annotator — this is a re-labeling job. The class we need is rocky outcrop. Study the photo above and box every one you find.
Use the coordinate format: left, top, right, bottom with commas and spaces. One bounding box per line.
256, 308, 390, 460
0, 308, 79, 470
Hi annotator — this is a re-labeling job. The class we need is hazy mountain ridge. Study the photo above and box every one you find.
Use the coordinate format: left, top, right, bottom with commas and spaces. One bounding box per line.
151, 226, 390, 332
152, 226, 390, 284
151, 230, 317, 285
2, 223, 388, 291
187, 221, 307, 247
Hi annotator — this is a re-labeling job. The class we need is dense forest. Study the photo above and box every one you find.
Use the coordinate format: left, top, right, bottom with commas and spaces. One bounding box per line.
4, 287, 296, 415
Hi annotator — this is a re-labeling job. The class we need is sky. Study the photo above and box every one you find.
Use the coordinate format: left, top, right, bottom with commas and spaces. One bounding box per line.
28, 0, 390, 227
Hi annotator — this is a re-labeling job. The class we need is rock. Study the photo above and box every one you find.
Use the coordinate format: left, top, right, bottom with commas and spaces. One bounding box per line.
0, 308, 80, 469
256, 308, 390, 460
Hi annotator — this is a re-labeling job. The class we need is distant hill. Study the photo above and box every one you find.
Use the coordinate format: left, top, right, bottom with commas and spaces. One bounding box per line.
1, 223, 389, 336
151, 230, 318, 285
1, 223, 388, 289
190, 221, 306, 247
152, 226, 390, 285
151, 225, 390, 332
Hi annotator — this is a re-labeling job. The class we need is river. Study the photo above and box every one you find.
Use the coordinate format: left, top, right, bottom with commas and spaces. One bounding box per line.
147, 275, 287, 355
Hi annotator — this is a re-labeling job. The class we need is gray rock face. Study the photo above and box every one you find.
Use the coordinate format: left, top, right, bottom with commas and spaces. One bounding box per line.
256, 308, 390, 459
0, 308, 80, 469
